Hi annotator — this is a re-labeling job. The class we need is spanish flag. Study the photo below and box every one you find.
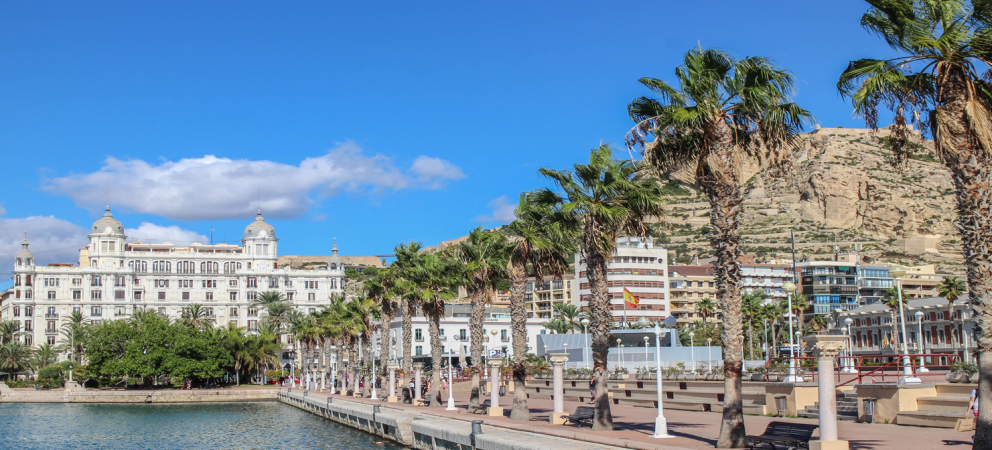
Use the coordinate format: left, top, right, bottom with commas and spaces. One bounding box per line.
623, 288, 640, 308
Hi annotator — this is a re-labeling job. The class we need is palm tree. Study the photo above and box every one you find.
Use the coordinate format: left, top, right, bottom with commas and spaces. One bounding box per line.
882, 287, 910, 352
741, 290, 767, 361
393, 241, 424, 396
407, 252, 460, 407
0, 340, 32, 380
626, 48, 813, 446
696, 297, 717, 325
31, 343, 58, 370
503, 190, 575, 421
0, 320, 22, 344
454, 227, 511, 411
760, 302, 783, 360
937, 276, 968, 353
552, 303, 583, 332
838, 6, 992, 442
252, 291, 286, 309
542, 319, 573, 335
788, 293, 810, 333
180, 303, 215, 331
364, 266, 399, 391
222, 324, 250, 385
540, 145, 665, 430
58, 311, 89, 366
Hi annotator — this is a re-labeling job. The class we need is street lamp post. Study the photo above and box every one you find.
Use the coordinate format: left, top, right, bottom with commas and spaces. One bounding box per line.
581, 318, 591, 369
707, 338, 712, 372
915, 310, 928, 373
446, 336, 457, 410
889, 265, 921, 384
843, 318, 854, 373
329, 345, 337, 394
644, 336, 650, 366
370, 346, 379, 400
781, 282, 801, 383
651, 316, 679, 439
689, 332, 695, 372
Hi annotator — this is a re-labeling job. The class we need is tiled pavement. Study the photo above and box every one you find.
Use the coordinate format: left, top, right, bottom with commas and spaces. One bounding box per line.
299, 388, 974, 449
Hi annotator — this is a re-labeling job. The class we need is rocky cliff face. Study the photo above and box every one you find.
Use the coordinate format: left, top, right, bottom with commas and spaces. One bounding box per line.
658, 126, 964, 272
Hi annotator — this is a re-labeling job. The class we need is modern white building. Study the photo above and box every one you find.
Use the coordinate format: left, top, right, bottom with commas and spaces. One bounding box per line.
5, 207, 345, 347
576, 237, 671, 322
385, 304, 550, 364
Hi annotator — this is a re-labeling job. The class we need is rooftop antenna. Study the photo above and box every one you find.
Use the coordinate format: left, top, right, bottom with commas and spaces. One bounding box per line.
210, 226, 214, 245
257, 189, 261, 215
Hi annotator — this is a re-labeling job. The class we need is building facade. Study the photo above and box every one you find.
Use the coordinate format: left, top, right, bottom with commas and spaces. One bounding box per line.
667, 265, 718, 325
525, 275, 577, 319
4, 208, 345, 348
576, 237, 670, 322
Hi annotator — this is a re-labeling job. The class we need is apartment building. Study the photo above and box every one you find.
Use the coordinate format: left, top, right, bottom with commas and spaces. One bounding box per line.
667, 265, 718, 324
525, 274, 577, 319
576, 237, 670, 322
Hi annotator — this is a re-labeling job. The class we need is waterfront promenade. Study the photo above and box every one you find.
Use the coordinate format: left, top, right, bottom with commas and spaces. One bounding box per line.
309, 389, 972, 449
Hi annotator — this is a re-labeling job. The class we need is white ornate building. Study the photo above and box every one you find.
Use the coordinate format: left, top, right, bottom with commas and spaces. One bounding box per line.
4, 207, 345, 347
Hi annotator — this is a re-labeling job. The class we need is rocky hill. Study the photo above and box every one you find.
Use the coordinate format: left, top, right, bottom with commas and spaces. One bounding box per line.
656, 126, 965, 274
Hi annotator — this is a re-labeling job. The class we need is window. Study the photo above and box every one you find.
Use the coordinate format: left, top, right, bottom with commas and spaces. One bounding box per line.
91, 276, 102, 287
91, 291, 102, 300
72, 278, 82, 286
248, 307, 258, 317
415, 346, 423, 356
23, 320, 32, 331
285, 279, 293, 287
229, 292, 238, 301
248, 320, 258, 332
247, 278, 257, 288
202, 280, 217, 288
115, 276, 126, 287
48, 291, 56, 300
205, 292, 214, 301
308, 293, 316, 302
230, 307, 239, 317
158, 292, 166, 300
158, 307, 167, 315
229, 280, 238, 287
134, 291, 142, 300
13, 306, 20, 317
286, 292, 294, 301
415, 329, 424, 342
501, 329, 508, 342
47, 336, 56, 345
115, 306, 126, 317
115, 290, 125, 300
91, 306, 102, 317
24, 335, 32, 346
182, 292, 190, 300
306, 281, 318, 289
72, 306, 80, 314
247, 291, 258, 301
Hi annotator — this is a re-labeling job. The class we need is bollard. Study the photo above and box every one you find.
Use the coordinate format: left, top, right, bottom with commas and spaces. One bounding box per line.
775, 396, 787, 417
288, 388, 292, 393
471, 420, 484, 447
374, 404, 381, 414
327, 397, 333, 406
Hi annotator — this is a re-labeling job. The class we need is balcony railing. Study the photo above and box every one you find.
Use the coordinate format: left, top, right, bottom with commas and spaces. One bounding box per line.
45, 313, 59, 319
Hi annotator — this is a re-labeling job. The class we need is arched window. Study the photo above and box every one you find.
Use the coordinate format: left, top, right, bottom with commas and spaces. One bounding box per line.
25, 258, 31, 265
15, 258, 21, 266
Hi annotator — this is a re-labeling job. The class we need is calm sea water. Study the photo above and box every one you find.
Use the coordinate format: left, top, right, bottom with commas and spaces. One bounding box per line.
0, 401, 406, 449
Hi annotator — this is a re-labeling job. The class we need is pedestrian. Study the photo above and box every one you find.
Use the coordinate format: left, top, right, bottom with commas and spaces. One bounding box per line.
589, 375, 597, 402
968, 387, 979, 443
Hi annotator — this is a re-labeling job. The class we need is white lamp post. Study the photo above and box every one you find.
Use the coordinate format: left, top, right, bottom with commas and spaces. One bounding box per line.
581, 318, 591, 369
329, 345, 338, 394
617, 338, 623, 370
889, 265, 921, 384
651, 316, 679, 439
370, 346, 379, 400
707, 338, 713, 372
446, 336, 457, 410
915, 310, 928, 373
644, 336, 650, 366
782, 282, 801, 382
689, 332, 695, 372
843, 318, 855, 373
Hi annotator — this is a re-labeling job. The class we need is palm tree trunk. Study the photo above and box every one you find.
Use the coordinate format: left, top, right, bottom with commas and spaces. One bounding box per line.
380, 300, 394, 390
934, 68, 992, 448
468, 279, 486, 411
585, 238, 614, 431
361, 337, 371, 397
402, 297, 414, 403
508, 255, 532, 421
427, 311, 444, 407
700, 132, 747, 447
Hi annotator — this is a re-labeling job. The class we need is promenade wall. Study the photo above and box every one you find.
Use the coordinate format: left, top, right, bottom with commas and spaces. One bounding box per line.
277, 389, 625, 450
0, 384, 278, 403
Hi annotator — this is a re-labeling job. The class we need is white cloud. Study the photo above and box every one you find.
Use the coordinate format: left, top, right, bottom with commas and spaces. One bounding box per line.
0, 216, 89, 276
44, 142, 466, 221
125, 223, 209, 246
410, 156, 466, 189
473, 196, 517, 224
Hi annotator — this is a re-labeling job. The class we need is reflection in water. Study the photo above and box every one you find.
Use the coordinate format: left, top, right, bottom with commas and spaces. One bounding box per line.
0, 401, 405, 449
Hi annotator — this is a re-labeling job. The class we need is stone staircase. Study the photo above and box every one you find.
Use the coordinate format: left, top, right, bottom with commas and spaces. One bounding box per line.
897, 384, 973, 428
798, 390, 858, 421
525, 378, 768, 415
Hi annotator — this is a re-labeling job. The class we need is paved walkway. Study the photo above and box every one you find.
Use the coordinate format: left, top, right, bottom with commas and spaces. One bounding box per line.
304, 388, 973, 449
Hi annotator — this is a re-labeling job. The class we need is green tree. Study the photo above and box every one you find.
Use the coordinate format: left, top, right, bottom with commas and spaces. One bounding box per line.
837, 4, 992, 442
31, 343, 58, 371
407, 252, 460, 406
58, 311, 90, 367
696, 297, 717, 324
541, 319, 573, 335
392, 241, 425, 392
0, 340, 32, 379
503, 190, 575, 420
454, 227, 511, 411
552, 303, 583, 332
540, 144, 665, 430
788, 293, 810, 333
181, 304, 215, 331
741, 290, 767, 361
0, 320, 23, 344
938, 276, 968, 350
626, 48, 813, 447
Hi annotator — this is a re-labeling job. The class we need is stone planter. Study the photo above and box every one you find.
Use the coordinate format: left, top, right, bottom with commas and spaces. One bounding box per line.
768, 374, 782, 382
970, 373, 980, 383
947, 371, 966, 383
802, 376, 813, 382
750, 373, 765, 382
685, 374, 698, 381
714, 373, 725, 381
702, 373, 712, 381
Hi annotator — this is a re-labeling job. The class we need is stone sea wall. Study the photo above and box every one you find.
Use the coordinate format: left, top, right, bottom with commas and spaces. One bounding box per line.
0, 383, 278, 403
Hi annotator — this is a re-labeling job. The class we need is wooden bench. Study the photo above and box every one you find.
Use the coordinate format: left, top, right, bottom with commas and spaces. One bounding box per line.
746, 421, 818, 450
470, 400, 491, 414
563, 406, 595, 427
413, 398, 429, 406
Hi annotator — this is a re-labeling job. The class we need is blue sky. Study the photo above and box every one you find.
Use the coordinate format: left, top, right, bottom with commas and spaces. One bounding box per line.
0, 0, 898, 285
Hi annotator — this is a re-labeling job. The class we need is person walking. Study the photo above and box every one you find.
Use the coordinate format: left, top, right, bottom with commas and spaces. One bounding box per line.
968, 388, 980, 443
588, 375, 597, 402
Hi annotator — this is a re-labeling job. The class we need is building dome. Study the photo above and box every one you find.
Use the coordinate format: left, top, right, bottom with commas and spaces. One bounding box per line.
15, 233, 33, 265
327, 238, 342, 270
91, 206, 125, 235
244, 211, 276, 239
